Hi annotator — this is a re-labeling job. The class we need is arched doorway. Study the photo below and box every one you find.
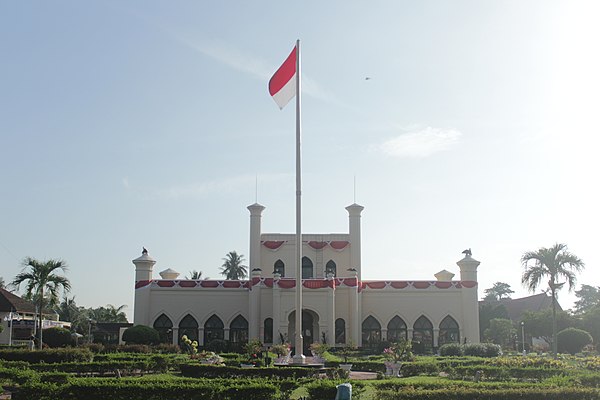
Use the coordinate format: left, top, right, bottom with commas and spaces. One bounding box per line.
288, 309, 319, 355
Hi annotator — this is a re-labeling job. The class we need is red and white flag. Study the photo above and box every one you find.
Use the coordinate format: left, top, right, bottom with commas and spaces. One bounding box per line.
268, 46, 297, 109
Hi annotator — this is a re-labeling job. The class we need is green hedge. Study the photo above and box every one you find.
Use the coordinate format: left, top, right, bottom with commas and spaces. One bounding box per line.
13, 379, 280, 400
305, 380, 365, 400
374, 387, 600, 400
180, 363, 321, 379
0, 348, 93, 363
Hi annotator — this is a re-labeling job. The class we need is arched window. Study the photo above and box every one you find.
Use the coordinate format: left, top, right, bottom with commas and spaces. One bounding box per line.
178, 314, 198, 344
264, 318, 273, 344
335, 318, 346, 344
439, 315, 460, 346
387, 316, 407, 342
325, 260, 337, 277
302, 256, 313, 279
362, 316, 381, 347
153, 314, 173, 344
229, 315, 249, 344
204, 314, 224, 345
412, 316, 434, 353
274, 260, 285, 277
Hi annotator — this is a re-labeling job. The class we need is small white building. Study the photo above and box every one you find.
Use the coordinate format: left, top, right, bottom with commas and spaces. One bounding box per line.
132, 203, 481, 353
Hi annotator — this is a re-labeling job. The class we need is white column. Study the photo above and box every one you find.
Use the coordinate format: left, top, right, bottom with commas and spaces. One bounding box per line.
273, 274, 281, 343
457, 253, 481, 343
247, 203, 266, 271
327, 274, 335, 346
132, 249, 156, 326
345, 204, 364, 280
249, 269, 262, 340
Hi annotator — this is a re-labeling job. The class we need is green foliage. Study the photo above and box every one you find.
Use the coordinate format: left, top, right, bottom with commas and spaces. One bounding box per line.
122, 325, 160, 345
557, 328, 593, 355
383, 339, 414, 362
583, 306, 600, 345
180, 363, 320, 379
220, 251, 247, 280
42, 327, 74, 348
521, 309, 578, 343
484, 318, 516, 349
479, 302, 509, 339
463, 343, 502, 357
0, 348, 93, 363
574, 285, 600, 314
484, 282, 515, 302
439, 343, 464, 356
374, 387, 600, 400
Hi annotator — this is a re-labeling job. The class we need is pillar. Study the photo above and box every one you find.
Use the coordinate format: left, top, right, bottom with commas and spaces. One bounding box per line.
132, 248, 156, 326
247, 203, 265, 271
249, 268, 262, 340
457, 252, 481, 343
345, 204, 364, 280
326, 273, 335, 346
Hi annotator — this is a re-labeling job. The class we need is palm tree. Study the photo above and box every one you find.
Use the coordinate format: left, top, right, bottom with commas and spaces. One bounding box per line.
220, 251, 247, 280
186, 270, 203, 280
12, 257, 71, 349
521, 243, 584, 357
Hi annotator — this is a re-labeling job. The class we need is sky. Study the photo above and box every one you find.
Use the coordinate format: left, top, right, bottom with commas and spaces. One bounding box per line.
1, 1, 599, 320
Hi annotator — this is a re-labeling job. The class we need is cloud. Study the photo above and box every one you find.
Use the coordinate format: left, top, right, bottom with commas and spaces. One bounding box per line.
122, 177, 130, 189
377, 127, 462, 158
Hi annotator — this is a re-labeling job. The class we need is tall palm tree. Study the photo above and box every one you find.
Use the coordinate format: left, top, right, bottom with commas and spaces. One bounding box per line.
12, 257, 71, 349
220, 251, 247, 280
521, 243, 584, 357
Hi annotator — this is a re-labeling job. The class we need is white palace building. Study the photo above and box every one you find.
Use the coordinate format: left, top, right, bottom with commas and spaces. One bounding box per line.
132, 203, 481, 353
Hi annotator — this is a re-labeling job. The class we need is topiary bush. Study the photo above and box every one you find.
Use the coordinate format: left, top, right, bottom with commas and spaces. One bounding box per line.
42, 327, 74, 348
463, 343, 502, 357
557, 328, 593, 355
121, 325, 159, 345
439, 343, 464, 356
205, 339, 228, 353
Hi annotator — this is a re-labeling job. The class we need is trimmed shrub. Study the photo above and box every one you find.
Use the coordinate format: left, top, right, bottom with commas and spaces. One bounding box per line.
121, 325, 159, 345
558, 328, 593, 355
180, 363, 320, 379
374, 387, 600, 400
42, 327, 74, 348
439, 343, 464, 356
0, 348, 93, 363
463, 343, 502, 357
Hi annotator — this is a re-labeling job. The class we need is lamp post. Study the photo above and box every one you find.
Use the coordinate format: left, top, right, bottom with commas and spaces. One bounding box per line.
521, 321, 526, 356
3, 310, 20, 346
88, 319, 94, 344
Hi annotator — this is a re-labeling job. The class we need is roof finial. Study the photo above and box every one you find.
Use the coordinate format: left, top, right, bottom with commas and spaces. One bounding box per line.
462, 248, 472, 257
142, 247, 148, 255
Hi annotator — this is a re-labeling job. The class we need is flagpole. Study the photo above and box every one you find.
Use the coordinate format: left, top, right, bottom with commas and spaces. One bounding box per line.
293, 38, 305, 364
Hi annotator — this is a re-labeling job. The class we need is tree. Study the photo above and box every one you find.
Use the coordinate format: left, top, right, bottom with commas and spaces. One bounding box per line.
0, 276, 5, 289
483, 282, 514, 302
521, 243, 584, 357
87, 304, 128, 323
521, 308, 579, 349
12, 257, 71, 349
186, 270, 203, 280
122, 325, 159, 345
479, 302, 509, 339
573, 285, 600, 315
557, 328, 592, 355
43, 327, 74, 348
582, 306, 600, 346
483, 318, 516, 349
220, 251, 247, 280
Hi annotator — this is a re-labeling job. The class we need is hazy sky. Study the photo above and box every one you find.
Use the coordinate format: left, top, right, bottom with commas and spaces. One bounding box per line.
1, 1, 598, 320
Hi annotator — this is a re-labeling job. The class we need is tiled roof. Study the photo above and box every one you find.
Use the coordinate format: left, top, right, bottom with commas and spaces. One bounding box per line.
0, 288, 36, 313
500, 293, 561, 321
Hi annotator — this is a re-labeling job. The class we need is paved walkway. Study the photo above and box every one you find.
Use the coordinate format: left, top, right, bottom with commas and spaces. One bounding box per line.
348, 370, 378, 380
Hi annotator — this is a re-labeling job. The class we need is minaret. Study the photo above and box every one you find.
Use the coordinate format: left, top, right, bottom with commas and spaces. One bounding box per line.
247, 203, 266, 271
132, 248, 156, 326
247, 203, 265, 342
345, 203, 364, 280
457, 250, 481, 343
